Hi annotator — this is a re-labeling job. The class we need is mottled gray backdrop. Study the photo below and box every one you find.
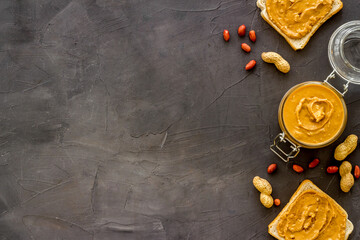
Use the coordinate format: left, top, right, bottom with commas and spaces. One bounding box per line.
1, 0, 360, 239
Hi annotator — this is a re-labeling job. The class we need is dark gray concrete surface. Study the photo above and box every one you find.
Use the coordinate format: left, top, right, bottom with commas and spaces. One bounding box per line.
1, 0, 360, 239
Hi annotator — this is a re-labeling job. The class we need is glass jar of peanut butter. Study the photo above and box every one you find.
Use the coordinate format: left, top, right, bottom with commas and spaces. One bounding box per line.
271, 21, 360, 162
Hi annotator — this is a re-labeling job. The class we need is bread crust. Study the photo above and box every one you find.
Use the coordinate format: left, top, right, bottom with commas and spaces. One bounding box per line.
268, 180, 353, 239
257, 0, 343, 50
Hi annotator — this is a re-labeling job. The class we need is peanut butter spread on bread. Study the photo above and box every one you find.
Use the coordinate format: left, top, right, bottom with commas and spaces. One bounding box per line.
277, 190, 346, 240
266, 0, 334, 39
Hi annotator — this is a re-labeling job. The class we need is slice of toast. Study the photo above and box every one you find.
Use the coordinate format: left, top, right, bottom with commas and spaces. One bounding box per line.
257, 0, 343, 50
268, 180, 353, 239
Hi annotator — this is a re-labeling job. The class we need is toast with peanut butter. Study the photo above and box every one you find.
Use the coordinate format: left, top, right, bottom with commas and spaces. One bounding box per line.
268, 180, 353, 240
257, 0, 343, 50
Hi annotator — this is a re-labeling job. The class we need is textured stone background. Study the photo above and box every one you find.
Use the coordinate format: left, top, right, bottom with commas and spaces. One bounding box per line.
1, 0, 360, 239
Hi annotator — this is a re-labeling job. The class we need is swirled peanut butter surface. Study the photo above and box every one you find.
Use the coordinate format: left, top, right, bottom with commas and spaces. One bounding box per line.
282, 83, 345, 145
277, 190, 346, 240
266, 0, 334, 39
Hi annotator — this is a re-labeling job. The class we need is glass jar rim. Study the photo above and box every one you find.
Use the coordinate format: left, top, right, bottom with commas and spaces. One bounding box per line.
328, 20, 360, 84
278, 81, 347, 149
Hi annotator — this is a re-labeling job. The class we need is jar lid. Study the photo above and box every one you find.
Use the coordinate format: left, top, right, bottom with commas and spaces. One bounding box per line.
328, 21, 360, 84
